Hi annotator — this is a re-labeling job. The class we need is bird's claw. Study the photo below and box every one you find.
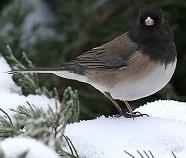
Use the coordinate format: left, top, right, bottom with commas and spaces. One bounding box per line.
121, 111, 149, 118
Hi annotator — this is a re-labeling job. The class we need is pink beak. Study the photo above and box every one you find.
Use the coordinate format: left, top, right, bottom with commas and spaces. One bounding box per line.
145, 16, 154, 26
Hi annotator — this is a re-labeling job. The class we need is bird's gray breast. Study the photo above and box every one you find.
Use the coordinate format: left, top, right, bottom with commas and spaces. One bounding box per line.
90, 58, 177, 101
111, 59, 177, 100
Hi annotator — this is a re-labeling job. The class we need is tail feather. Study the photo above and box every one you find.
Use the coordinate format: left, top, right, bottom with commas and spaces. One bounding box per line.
8, 67, 65, 74
9, 63, 86, 74
8, 63, 87, 83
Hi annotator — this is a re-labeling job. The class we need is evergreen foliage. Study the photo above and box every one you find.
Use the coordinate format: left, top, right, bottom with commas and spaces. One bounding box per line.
0, 85, 80, 157
0, 1, 80, 157
0, 44, 80, 157
0, 44, 79, 157
5, 45, 54, 97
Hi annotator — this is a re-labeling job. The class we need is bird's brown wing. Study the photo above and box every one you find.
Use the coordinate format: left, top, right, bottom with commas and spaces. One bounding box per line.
9, 32, 139, 76
73, 32, 139, 70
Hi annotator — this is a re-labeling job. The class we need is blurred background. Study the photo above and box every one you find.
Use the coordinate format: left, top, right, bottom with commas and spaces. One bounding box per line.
0, 0, 185, 120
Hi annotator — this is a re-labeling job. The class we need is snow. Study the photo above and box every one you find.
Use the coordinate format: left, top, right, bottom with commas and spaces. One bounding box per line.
0, 55, 60, 157
0, 137, 59, 158
0, 57, 21, 93
135, 100, 186, 123
65, 109, 186, 158
0, 55, 57, 116
1, 55, 186, 158
0, 91, 57, 116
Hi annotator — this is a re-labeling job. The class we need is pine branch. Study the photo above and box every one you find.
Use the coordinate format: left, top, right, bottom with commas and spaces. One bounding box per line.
4, 45, 54, 97
124, 150, 177, 158
0, 0, 53, 97
0, 148, 28, 158
0, 87, 79, 157
0, 108, 20, 137
0, 40, 79, 157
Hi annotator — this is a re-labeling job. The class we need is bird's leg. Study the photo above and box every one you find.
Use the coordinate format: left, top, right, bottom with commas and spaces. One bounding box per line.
104, 92, 124, 116
124, 101, 133, 114
104, 92, 139, 118
104, 92, 148, 118
123, 101, 149, 117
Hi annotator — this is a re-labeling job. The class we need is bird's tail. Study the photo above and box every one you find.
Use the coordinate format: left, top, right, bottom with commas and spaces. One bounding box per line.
8, 67, 65, 74
8, 63, 87, 83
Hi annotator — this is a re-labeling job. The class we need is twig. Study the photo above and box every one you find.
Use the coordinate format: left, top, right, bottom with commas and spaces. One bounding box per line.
137, 150, 145, 158
0, 108, 13, 125
124, 150, 135, 158
172, 151, 176, 158
149, 150, 155, 158
143, 150, 150, 158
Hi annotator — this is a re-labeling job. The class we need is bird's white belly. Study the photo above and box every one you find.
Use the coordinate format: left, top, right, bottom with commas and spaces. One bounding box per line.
92, 60, 177, 101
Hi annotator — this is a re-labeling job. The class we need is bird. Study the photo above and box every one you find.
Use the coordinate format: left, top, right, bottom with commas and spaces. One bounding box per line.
9, 5, 177, 118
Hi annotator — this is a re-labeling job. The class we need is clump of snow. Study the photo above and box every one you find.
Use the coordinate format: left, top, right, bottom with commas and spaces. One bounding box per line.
0, 137, 59, 158
0, 92, 57, 116
135, 100, 186, 122
65, 100, 186, 158
0, 56, 21, 93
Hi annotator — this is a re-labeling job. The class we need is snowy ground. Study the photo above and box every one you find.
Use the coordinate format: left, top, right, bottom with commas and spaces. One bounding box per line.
0, 137, 59, 158
0, 55, 186, 158
65, 112, 186, 158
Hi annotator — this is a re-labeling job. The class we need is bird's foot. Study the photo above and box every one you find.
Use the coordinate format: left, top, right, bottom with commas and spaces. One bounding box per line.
121, 111, 149, 118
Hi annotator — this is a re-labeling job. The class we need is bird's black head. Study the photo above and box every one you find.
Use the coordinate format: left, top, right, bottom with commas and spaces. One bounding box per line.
129, 5, 176, 64
138, 5, 162, 28
129, 5, 173, 45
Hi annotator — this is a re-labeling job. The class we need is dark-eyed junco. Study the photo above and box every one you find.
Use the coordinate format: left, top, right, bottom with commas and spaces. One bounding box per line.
9, 5, 177, 118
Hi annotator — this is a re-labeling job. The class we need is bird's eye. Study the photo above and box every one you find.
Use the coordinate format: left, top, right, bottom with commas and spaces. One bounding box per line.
144, 16, 154, 26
